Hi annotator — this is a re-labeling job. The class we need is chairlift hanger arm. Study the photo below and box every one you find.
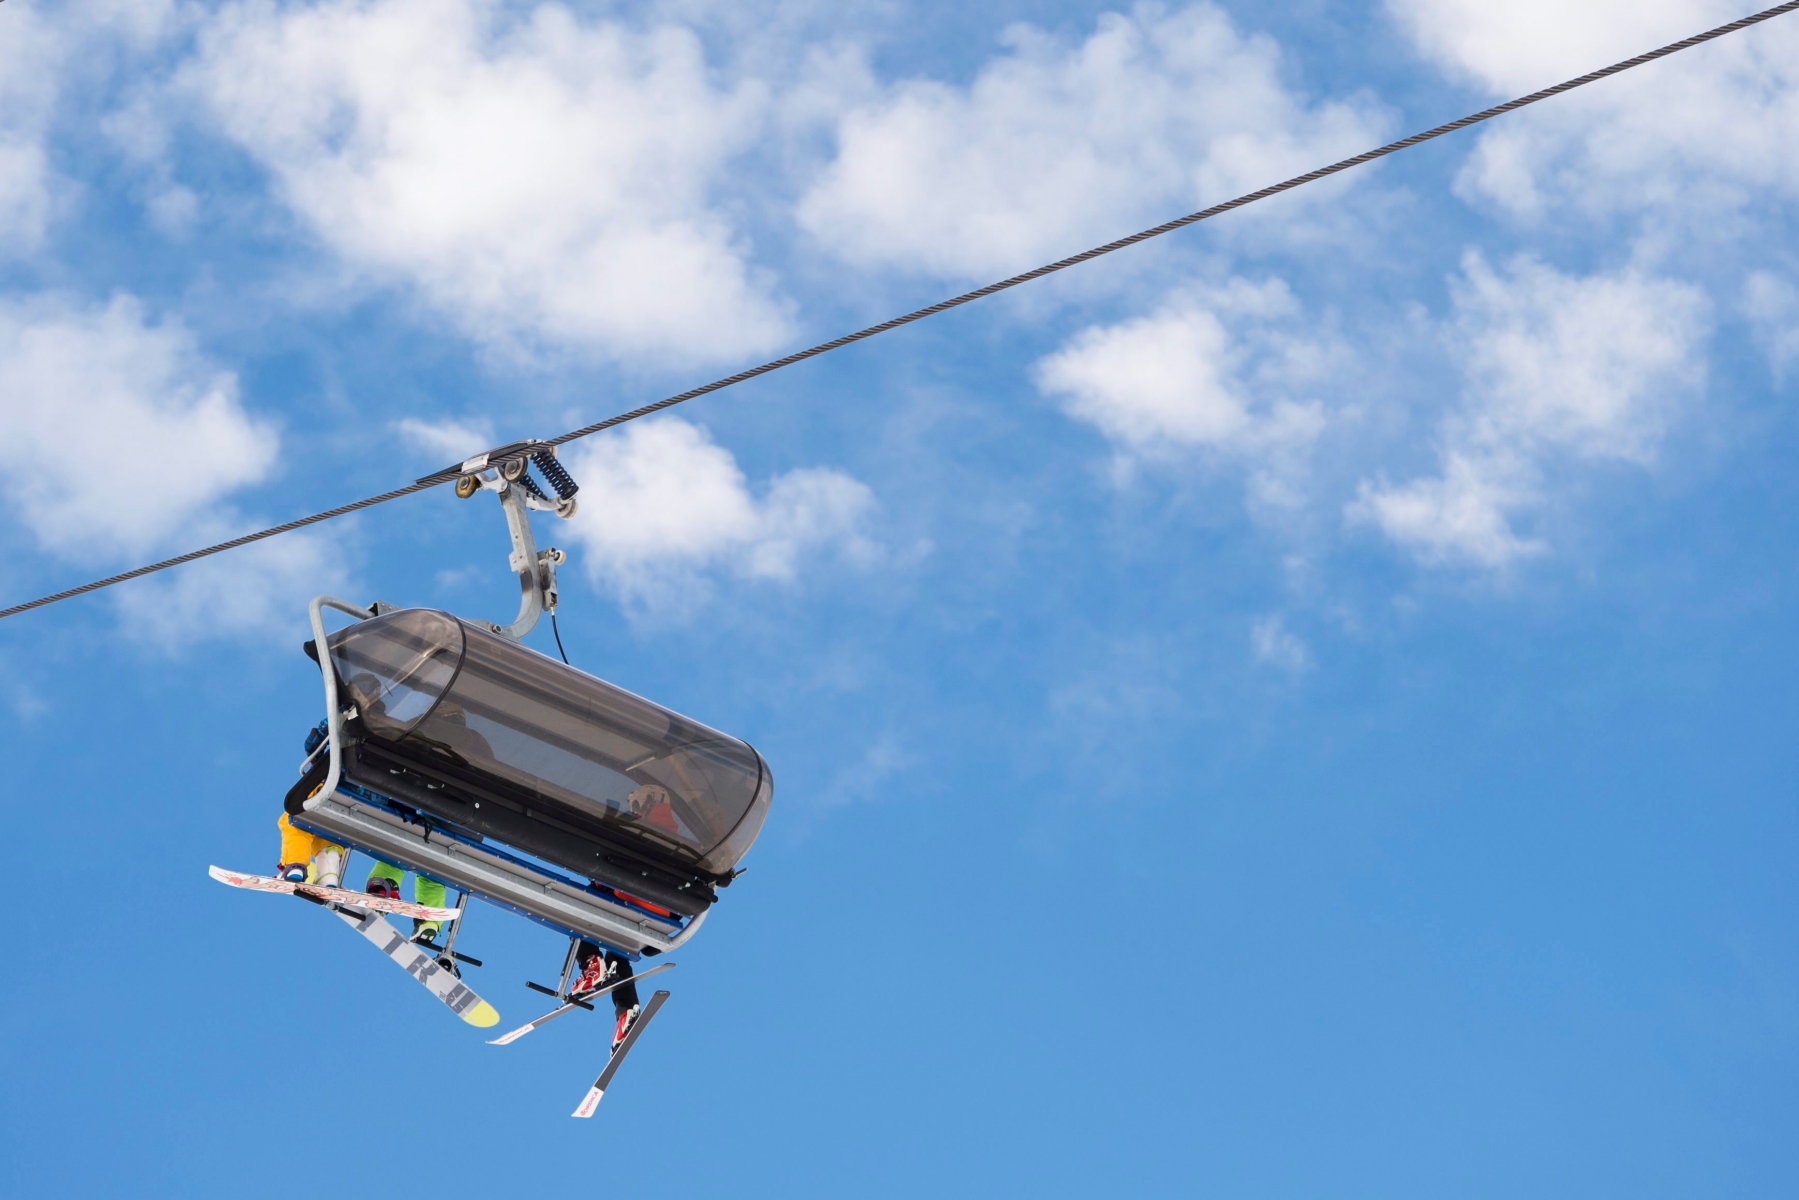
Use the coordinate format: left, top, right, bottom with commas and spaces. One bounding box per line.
448, 444, 578, 642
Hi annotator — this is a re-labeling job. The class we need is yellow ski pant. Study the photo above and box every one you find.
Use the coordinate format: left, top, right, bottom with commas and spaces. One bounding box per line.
277, 813, 341, 877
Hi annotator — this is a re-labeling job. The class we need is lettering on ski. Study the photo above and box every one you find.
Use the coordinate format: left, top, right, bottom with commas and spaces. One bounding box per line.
208, 865, 462, 922
489, 962, 676, 1046
331, 904, 500, 1029
572, 989, 670, 1118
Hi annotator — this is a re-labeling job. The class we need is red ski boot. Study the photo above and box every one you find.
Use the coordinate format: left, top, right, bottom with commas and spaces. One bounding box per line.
572, 949, 610, 995
610, 1004, 641, 1054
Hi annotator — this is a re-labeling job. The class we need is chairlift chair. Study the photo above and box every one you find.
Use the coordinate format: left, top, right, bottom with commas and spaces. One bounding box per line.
284, 442, 771, 961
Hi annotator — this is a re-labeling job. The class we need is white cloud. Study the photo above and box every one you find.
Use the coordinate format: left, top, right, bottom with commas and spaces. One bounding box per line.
1744, 270, 1799, 380
1350, 253, 1711, 566
0, 293, 349, 642
0, 1, 186, 253
1387, 0, 1799, 223
101, 88, 201, 237
1388, 0, 1738, 92
1250, 614, 1310, 671
395, 416, 497, 466
799, 2, 1390, 277
108, 525, 351, 649
818, 732, 912, 808
0, 294, 278, 558
186, 0, 791, 365
1452, 254, 1711, 462
1035, 276, 1340, 505
1350, 450, 1544, 568
557, 417, 876, 613
0, 3, 69, 256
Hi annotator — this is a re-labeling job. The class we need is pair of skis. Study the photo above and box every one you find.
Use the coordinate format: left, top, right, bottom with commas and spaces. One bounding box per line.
487, 961, 675, 1045
487, 962, 676, 1118
211, 865, 671, 1113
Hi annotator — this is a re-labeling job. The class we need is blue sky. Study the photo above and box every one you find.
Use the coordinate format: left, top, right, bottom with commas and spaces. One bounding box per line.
3, 0, 1798, 1194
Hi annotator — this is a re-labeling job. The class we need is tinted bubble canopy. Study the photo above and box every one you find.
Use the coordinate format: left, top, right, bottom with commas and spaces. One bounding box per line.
328, 608, 771, 876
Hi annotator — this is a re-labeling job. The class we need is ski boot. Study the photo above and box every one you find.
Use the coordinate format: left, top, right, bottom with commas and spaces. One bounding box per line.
571, 947, 611, 995
365, 875, 400, 900
277, 863, 308, 884
312, 848, 342, 889
412, 919, 457, 975
610, 1004, 640, 1054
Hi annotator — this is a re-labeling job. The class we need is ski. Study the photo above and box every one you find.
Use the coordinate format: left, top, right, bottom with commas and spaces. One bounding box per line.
329, 903, 500, 1028
571, 990, 670, 1117
209, 865, 462, 922
488, 963, 676, 1046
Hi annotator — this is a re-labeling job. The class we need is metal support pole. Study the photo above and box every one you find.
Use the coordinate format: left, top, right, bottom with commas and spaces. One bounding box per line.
438, 891, 470, 960
555, 936, 581, 999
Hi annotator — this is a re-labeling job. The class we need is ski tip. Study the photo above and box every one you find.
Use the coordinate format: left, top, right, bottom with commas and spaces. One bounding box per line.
463, 1000, 501, 1029
572, 1087, 604, 1119
487, 1024, 530, 1046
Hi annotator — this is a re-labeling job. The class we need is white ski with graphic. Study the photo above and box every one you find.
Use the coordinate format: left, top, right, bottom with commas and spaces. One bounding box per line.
488, 963, 676, 1046
572, 989, 670, 1118
209, 866, 462, 922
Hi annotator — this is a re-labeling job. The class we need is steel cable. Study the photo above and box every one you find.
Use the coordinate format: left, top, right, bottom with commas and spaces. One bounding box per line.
4, 0, 1795, 622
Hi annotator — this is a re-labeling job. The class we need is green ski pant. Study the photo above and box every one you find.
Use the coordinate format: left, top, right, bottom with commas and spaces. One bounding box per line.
367, 860, 447, 909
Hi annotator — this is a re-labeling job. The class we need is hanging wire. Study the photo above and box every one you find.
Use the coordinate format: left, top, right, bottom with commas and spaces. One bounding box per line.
3, 0, 1796, 624
551, 610, 570, 665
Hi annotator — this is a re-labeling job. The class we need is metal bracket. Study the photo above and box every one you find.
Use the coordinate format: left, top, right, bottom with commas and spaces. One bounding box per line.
450, 443, 576, 642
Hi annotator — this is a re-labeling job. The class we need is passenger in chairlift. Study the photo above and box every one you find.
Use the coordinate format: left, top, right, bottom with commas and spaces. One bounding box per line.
277, 709, 453, 945
561, 784, 678, 1053
274, 815, 444, 940
361, 694, 485, 944
277, 723, 347, 890
571, 940, 643, 1054
622, 783, 680, 835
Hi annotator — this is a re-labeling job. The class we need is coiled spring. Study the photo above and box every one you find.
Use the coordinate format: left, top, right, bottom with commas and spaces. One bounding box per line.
532, 450, 579, 500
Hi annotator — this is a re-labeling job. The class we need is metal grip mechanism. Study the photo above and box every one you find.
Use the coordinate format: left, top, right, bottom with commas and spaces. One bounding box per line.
442, 438, 579, 641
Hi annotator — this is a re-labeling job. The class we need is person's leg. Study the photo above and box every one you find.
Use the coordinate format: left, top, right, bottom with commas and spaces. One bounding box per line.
313, 844, 343, 887
276, 813, 316, 880
603, 950, 640, 1051
410, 874, 448, 943
602, 951, 639, 1014
365, 860, 403, 897
277, 813, 342, 885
